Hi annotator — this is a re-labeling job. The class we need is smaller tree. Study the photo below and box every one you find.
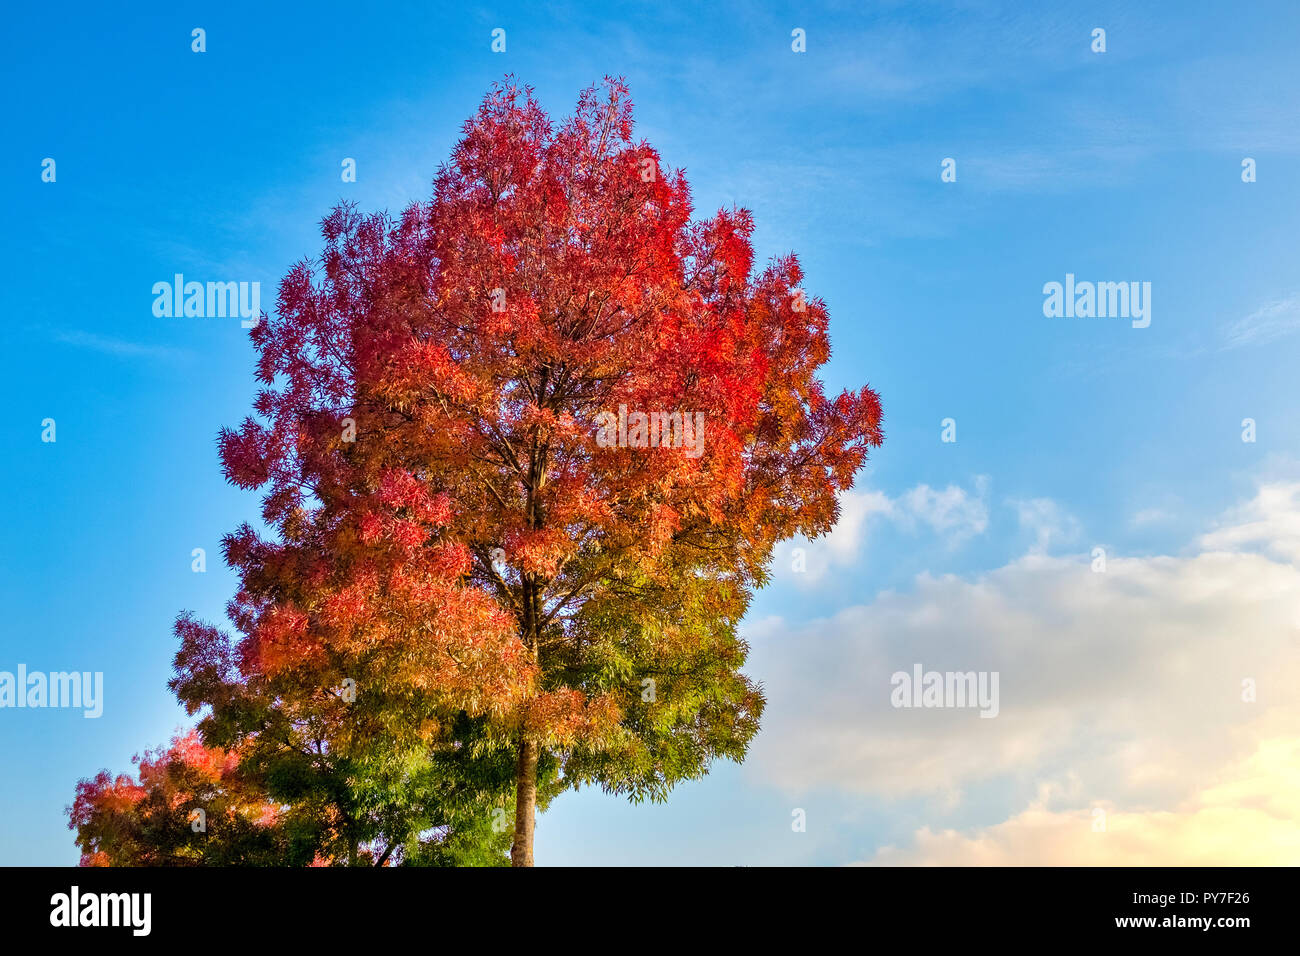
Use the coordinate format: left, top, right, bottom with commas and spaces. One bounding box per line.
69, 730, 289, 866
68, 721, 517, 866
68, 607, 521, 866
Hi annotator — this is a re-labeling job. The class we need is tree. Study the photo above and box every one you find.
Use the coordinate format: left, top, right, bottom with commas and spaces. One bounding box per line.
70, 625, 518, 867
70, 730, 287, 867
69, 726, 514, 866
72, 76, 883, 867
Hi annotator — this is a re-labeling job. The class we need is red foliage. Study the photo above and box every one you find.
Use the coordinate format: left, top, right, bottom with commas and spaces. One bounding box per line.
203, 76, 882, 752
69, 731, 280, 867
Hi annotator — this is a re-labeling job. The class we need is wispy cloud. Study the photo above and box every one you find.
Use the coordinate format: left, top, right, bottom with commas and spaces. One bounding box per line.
1223, 295, 1300, 349
1011, 496, 1081, 553
1130, 507, 1173, 527
54, 330, 193, 363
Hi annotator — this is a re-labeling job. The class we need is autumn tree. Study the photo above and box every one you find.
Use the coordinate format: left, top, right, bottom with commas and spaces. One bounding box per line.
73, 76, 882, 867
70, 730, 287, 867
70, 631, 516, 866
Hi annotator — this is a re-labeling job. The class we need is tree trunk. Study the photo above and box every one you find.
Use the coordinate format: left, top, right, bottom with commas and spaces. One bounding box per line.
510, 738, 538, 866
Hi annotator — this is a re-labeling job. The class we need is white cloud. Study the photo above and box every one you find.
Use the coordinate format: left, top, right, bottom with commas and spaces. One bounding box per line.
747, 481, 1300, 864
899, 478, 990, 542
782, 479, 989, 583
821, 491, 896, 565
863, 739, 1300, 865
1199, 481, 1300, 563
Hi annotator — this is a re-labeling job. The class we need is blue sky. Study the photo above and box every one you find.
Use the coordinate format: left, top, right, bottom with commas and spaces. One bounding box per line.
4, 0, 1300, 865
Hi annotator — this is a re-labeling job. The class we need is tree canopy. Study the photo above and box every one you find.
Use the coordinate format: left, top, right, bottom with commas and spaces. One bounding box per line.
69, 77, 883, 866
